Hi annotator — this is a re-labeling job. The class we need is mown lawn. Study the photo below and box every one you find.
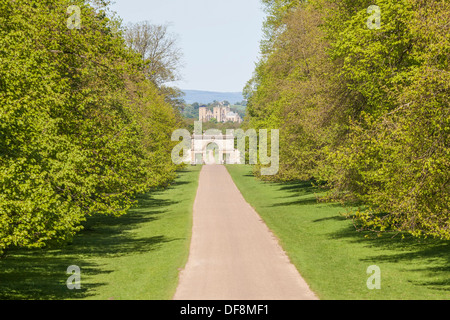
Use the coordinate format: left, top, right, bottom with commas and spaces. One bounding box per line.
226, 165, 449, 300
0, 166, 201, 300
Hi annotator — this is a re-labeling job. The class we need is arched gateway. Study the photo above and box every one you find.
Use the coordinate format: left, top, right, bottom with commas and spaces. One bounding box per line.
188, 134, 241, 165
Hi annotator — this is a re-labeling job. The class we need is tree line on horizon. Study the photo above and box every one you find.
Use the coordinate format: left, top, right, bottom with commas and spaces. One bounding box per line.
0, 0, 184, 255
245, 0, 449, 239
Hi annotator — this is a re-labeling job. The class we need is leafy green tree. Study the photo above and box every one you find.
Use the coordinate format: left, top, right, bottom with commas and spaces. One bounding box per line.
0, 0, 180, 255
246, 0, 450, 239
322, 0, 450, 239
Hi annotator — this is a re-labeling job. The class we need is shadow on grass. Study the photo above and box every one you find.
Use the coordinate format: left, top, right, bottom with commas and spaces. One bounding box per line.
167, 180, 192, 188
276, 181, 316, 194
234, 167, 450, 297
270, 180, 342, 208
279, 177, 450, 295
0, 191, 181, 300
312, 215, 348, 223
327, 219, 450, 294
271, 197, 319, 207
0, 255, 107, 300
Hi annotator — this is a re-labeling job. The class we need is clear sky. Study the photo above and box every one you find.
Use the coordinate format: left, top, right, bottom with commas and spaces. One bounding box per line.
110, 0, 265, 93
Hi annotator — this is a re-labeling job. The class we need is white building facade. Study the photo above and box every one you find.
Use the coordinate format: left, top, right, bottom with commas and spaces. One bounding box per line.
184, 134, 242, 165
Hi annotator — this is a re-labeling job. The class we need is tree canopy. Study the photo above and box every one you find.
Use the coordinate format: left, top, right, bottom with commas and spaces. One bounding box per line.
0, 0, 181, 254
246, 0, 449, 239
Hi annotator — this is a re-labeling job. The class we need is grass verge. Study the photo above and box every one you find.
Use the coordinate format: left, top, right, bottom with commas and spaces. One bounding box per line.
0, 166, 201, 300
226, 165, 449, 300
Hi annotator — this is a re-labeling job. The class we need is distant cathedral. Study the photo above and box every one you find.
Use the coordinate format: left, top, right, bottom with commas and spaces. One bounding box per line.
199, 102, 243, 124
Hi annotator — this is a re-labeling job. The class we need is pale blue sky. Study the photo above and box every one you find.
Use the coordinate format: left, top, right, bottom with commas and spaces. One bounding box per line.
110, 0, 265, 93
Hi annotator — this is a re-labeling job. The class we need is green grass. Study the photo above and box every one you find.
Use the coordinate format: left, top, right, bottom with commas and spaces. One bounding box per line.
226, 165, 450, 300
0, 166, 201, 300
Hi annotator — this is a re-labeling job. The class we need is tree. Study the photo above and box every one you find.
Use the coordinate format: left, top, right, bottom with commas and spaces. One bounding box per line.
124, 21, 183, 87
0, 0, 180, 255
245, 0, 450, 239
322, 0, 450, 239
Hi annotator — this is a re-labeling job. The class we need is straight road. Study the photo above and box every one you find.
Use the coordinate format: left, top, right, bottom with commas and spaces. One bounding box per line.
174, 165, 318, 300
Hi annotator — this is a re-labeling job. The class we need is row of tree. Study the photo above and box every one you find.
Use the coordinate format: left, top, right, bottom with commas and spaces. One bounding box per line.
0, 0, 183, 255
245, 0, 449, 239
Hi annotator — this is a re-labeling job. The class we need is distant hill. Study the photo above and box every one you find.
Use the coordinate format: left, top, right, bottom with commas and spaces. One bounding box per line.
182, 90, 244, 105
